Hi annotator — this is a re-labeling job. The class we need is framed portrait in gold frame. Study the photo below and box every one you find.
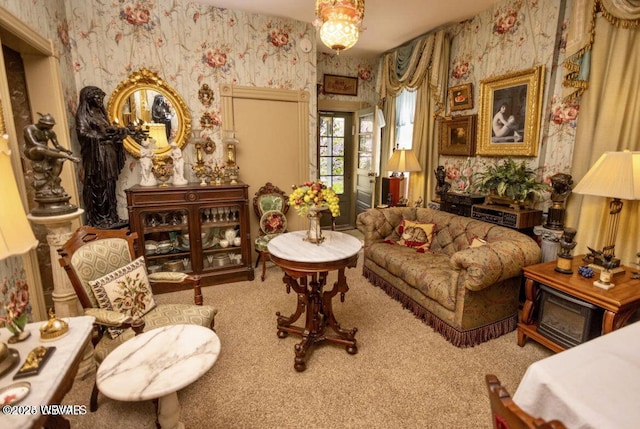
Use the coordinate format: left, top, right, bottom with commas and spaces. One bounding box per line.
476, 65, 545, 156
449, 83, 473, 111
439, 114, 476, 156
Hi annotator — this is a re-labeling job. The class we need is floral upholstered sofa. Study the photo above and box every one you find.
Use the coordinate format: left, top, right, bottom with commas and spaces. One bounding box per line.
356, 207, 541, 347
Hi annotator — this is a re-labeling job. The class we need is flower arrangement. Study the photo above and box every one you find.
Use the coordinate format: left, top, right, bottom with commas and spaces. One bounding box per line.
289, 181, 340, 218
0, 281, 30, 337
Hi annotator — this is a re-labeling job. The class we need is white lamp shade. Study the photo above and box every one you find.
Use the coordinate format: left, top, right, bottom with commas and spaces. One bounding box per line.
1, 137, 38, 259
387, 149, 422, 173
573, 150, 640, 200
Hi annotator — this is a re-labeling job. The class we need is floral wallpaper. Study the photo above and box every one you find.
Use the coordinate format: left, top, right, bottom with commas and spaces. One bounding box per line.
0, 0, 584, 318
442, 0, 577, 208
317, 52, 379, 106
0, 258, 33, 326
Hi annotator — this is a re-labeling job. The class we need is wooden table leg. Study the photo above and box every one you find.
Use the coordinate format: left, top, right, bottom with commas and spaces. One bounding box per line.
276, 270, 358, 371
322, 268, 358, 354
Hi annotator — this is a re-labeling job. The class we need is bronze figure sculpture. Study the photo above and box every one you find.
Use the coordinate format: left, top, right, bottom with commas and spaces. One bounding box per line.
76, 86, 129, 228
545, 172, 573, 230
23, 113, 80, 216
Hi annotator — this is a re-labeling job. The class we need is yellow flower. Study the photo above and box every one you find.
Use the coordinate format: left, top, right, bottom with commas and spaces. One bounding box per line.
290, 181, 340, 217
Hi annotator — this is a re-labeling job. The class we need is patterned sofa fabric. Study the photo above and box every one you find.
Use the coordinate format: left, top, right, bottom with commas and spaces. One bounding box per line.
357, 207, 541, 347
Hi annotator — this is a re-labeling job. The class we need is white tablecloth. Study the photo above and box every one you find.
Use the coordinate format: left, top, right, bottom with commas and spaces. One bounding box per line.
513, 321, 640, 429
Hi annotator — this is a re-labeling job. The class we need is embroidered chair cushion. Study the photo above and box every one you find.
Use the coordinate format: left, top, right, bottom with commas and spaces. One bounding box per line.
89, 256, 156, 338
260, 210, 287, 235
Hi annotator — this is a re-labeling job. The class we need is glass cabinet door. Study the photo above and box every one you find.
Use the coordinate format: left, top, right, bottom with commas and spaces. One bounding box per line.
141, 209, 191, 273
200, 204, 244, 270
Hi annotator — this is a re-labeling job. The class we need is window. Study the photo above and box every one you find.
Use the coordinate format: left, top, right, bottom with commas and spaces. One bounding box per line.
395, 89, 417, 150
319, 114, 345, 194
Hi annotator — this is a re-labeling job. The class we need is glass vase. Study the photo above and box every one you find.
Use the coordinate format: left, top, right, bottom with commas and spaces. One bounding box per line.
5, 313, 31, 343
305, 206, 328, 245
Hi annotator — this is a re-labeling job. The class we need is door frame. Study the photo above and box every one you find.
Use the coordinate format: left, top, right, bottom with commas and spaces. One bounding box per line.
317, 99, 370, 228
0, 7, 80, 321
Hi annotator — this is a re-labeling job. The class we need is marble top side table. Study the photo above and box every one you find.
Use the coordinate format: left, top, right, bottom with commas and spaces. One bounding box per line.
268, 230, 362, 371
96, 324, 220, 429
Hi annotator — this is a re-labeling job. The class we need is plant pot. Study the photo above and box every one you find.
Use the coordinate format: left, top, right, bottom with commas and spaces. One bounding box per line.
486, 193, 533, 210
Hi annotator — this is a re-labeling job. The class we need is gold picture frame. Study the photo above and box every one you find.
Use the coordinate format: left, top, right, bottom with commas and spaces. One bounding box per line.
439, 114, 476, 156
323, 74, 358, 96
476, 65, 545, 156
449, 83, 473, 111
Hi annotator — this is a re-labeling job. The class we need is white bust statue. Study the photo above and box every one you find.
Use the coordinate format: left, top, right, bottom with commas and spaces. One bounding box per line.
139, 138, 157, 187
170, 141, 188, 185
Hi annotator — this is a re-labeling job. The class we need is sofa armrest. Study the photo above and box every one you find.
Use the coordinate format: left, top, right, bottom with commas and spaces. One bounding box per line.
357, 208, 390, 246
451, 238, 541, 291
357, 207, 413, 247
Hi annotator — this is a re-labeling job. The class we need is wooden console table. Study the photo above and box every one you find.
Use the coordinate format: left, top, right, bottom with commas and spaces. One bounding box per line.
267, 230, 361, 371
518, 256, 640, 352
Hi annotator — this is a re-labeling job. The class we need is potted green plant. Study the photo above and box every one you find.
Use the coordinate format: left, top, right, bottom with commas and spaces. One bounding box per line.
471, 159, 551, 208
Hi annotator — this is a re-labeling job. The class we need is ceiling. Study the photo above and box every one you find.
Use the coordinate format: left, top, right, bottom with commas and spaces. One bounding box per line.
196, 0, 500, 57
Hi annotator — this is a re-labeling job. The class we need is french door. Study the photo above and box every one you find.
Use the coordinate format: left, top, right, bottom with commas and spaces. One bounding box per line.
318, 111, 353, 228
355, 107, 379, 218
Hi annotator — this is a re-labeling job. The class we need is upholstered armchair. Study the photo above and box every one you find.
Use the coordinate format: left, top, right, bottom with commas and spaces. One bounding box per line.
58, 226, 217, 411
252, 182, 289, 281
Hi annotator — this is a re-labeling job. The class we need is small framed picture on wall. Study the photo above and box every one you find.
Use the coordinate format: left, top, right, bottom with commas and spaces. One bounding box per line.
449, 83, 473, 111
439, 114, 477, 156
323, 74, 358, 96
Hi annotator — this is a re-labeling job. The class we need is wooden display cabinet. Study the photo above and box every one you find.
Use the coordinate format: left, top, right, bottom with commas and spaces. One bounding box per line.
126, 182, 254, 292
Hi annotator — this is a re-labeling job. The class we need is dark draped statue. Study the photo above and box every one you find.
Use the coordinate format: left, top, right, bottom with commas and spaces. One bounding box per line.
151, 94, 172, 140
76, 86, 129, 228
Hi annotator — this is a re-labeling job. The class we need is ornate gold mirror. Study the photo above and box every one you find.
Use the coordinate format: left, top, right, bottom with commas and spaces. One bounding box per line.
107, 68, 191, 159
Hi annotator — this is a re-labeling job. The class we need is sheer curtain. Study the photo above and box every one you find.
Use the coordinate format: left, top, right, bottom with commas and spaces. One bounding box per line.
566, 2, 640, 266
379, 29, 450, 204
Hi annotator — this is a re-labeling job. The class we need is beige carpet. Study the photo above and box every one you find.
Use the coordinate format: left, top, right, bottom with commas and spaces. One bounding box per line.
62, 231, 552, 429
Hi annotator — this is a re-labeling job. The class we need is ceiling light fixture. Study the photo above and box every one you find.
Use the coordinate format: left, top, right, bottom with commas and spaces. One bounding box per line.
314, 0, 365, 54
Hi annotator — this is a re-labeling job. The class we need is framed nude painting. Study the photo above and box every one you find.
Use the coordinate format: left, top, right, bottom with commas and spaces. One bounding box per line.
439, 114, 476, 156
476, 65, 545, 156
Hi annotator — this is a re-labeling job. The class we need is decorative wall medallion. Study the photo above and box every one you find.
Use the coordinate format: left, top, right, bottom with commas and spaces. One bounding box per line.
198, 84, 214, 107
200, 112, 214, 129
203, 136, 216, 154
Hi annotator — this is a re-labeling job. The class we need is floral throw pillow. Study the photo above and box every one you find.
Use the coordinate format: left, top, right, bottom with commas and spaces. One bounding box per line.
88, 256, 156, 338
396, 220, 436, 252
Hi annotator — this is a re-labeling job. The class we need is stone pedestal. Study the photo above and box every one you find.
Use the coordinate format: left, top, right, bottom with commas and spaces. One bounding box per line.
27, 209, 95, 378
533, 225, 564, 263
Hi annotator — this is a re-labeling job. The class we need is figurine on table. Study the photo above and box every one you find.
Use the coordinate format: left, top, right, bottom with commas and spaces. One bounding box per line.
139, 138, 157, 187
434, 166, 450, 201
170, 141, 188, 185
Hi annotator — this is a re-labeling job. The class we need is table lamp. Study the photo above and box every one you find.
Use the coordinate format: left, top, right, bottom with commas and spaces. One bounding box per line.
387, 148, 422, 177
1, 133, 39, 343
572, 150, 640, 270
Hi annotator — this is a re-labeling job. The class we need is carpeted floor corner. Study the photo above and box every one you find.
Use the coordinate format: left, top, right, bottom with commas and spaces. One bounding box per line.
62, 231, 552, 429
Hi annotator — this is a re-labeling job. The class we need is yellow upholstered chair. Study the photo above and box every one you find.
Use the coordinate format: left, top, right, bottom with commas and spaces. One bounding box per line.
252, 182, 289, 281
58, 226, 217, 411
